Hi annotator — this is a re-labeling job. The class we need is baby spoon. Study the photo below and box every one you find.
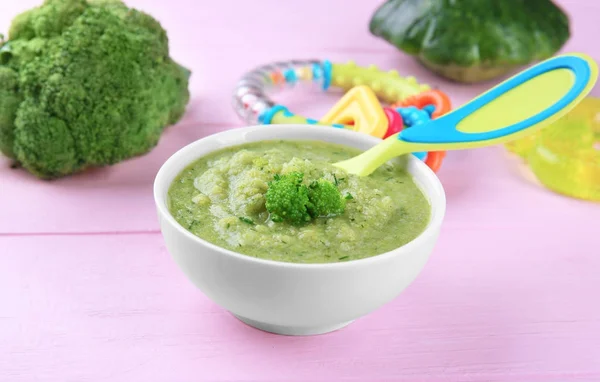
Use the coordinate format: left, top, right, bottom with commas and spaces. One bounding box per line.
333, 53, 598, 177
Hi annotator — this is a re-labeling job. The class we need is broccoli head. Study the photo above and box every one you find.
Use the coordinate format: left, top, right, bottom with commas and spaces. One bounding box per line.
0, 0, 191, 178
265, 172, 346, 225
307, 179, 346, 218
265, 172, 312, 225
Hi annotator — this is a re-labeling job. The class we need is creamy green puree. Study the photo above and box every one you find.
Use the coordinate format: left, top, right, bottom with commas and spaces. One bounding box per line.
167, 140, 430, 263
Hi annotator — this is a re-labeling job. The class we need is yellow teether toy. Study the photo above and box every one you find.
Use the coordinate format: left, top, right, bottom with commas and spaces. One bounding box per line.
505, 96, 600, 201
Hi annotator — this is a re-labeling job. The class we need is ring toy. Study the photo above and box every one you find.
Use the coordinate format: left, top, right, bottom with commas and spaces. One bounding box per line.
232, 59, 452, 172
505, 96, 600, 201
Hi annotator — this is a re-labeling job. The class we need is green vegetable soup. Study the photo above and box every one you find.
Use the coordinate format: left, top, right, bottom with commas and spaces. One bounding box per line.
167, 140, 431, 263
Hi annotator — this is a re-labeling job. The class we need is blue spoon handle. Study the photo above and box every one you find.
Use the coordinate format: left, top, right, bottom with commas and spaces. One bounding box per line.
399, 54, 595, 145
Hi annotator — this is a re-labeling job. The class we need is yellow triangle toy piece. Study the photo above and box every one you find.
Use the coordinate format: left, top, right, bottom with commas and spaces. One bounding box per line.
320, 85, 388, 138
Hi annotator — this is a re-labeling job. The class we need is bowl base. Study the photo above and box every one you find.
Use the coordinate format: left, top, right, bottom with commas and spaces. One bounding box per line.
232, 314, 354, 336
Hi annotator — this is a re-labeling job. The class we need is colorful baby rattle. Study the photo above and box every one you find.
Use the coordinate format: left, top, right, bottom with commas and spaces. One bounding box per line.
232, 60, 452, 172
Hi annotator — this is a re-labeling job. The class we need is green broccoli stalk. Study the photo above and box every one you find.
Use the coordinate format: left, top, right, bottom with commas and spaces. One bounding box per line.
0, 0, 191, 179
265, 172, 346, 225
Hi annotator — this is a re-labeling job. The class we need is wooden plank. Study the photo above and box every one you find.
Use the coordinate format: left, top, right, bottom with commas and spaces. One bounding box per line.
1, 233, 599, 381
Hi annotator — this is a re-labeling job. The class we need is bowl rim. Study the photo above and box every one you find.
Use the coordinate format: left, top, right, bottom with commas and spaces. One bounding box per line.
154, 124, 446, 269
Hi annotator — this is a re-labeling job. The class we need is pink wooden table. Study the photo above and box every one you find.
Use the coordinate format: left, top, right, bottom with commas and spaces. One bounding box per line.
2, 1, 600, 380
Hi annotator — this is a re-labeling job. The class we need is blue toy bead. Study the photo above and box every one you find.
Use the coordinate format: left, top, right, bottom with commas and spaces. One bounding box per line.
396, 106, 417, 118
423, 104, 436, 116
419, 109, 431, 118
413, 109, 430, 121
312, 63, 323, 80
322, 60, 332, 90
408, 111, 421, 121
259, 104, 289, 124
396, 106, 424, 127
331, 123, 345, 128
306, 118, 318, 124
284, 69, 297, 83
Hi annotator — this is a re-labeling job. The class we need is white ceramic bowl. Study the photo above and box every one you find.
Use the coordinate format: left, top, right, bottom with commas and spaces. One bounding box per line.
154, 124, 446, 336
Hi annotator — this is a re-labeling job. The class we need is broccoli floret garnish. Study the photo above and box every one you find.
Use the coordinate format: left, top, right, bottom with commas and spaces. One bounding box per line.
265, 172, 346, 225
0, 0, 191, 179
265, 172, 312, 225
307, 179, 345, 218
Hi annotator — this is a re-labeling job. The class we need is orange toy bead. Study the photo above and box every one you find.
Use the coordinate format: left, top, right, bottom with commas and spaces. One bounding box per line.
393, 89, 452, 173
424, 151, 446, 173
393, 89, 451, 118
270, 71, 285, 84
